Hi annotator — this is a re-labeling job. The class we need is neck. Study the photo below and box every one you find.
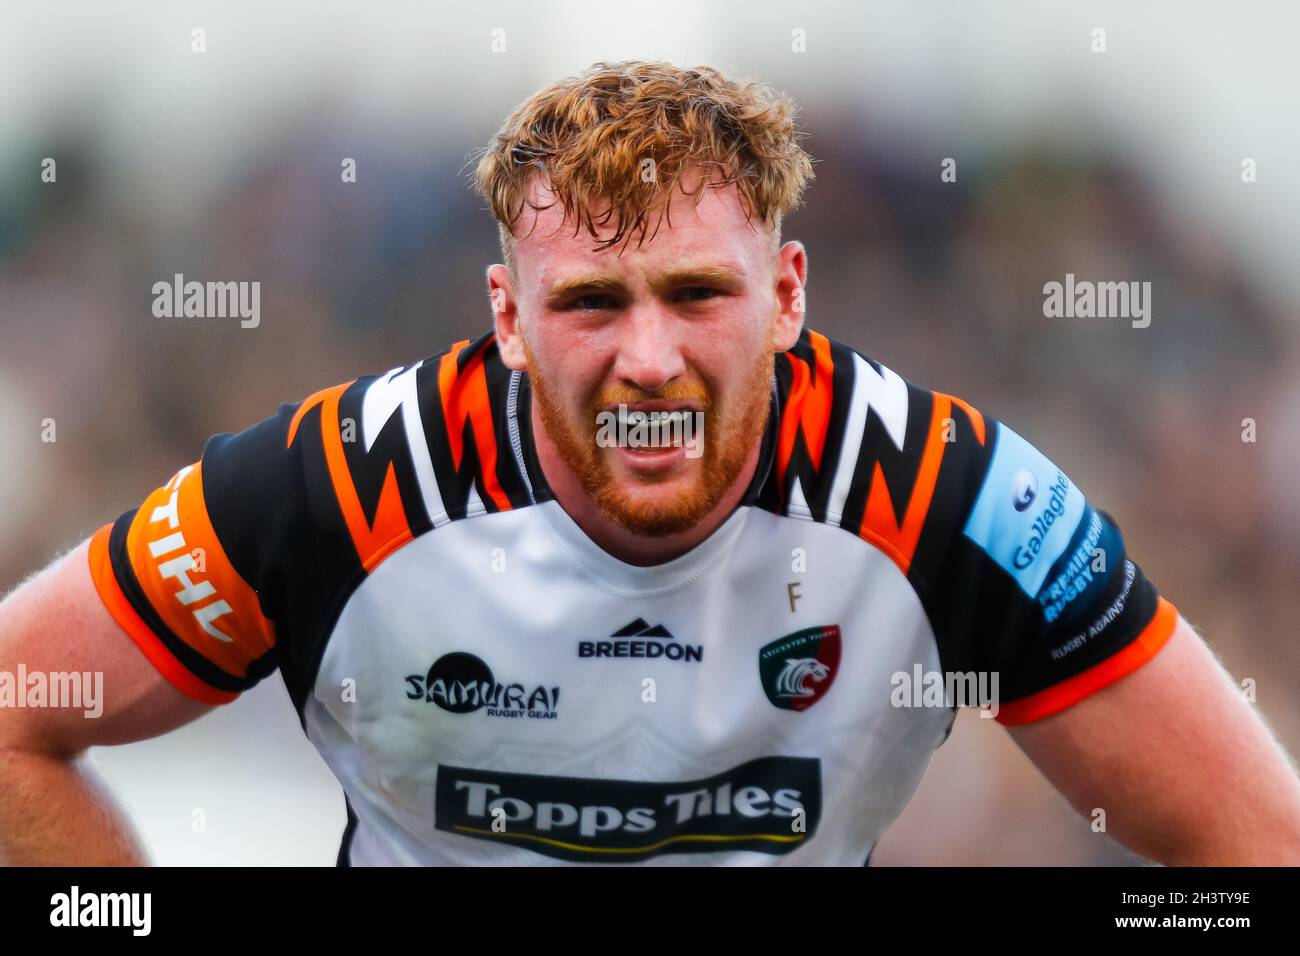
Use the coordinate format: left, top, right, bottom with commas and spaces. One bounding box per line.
531, 401, 764, 567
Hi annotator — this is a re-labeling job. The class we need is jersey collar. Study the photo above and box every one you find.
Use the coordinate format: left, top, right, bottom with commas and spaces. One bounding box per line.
506, 371, 780, 590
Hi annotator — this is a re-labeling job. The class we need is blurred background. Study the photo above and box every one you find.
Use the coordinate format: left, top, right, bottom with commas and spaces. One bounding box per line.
1, 0, 1297, 865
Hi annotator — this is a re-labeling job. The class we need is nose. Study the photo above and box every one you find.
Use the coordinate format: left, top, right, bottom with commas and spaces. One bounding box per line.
611, 305, 687, 393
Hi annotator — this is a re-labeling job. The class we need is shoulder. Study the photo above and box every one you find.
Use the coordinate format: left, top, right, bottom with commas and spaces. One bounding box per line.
772, 327, 1176, 723
281, 328, 530, 561
767, 326, 991, 577
87, 330, 531, 708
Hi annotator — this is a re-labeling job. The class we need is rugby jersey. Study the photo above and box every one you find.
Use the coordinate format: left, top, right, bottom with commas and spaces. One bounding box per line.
87, 327, 1178, 865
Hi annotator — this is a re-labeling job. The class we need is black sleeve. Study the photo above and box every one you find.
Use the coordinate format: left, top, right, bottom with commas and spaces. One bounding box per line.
916, 416, 1177, 724
88, 388, 369, 712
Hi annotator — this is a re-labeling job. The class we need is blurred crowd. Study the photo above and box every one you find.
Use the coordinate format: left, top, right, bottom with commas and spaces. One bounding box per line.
1, 103, 1296, 865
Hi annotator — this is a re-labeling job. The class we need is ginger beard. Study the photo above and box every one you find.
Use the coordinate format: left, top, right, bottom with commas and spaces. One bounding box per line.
525, 330, 776, 537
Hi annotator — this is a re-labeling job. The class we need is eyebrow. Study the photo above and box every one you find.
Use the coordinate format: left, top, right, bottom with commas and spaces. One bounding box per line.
543, 265, 747, 304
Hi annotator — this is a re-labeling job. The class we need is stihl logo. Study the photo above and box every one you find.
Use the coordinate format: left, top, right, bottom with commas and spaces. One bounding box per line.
145, 466, 235, 642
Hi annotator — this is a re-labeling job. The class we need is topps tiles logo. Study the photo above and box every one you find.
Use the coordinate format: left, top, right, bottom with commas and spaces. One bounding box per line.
436, 756, 821, 862
406, 652, 559, 720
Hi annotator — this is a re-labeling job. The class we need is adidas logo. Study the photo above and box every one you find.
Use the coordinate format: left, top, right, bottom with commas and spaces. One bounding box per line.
578, 619, 704, 663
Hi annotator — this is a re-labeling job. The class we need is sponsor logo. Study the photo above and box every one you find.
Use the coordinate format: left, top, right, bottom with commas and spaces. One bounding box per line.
145, 465, 240, 644
1011, 472, 1071, 570
1037, 509, 1107, 623
435, 756, 821, 861
758, 625, 841, 711
405, 652, 559, 720
1050, 559, 1136, 661
578, 618, 703, 663
1011, 468, 1038, 511
964, 424, 1088, 599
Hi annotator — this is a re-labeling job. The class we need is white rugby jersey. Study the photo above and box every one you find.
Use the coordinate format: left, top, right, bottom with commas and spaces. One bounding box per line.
89, 327, 1177, 865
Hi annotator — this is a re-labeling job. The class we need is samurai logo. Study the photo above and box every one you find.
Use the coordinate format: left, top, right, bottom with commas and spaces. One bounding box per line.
406, 652, 560, 720
759, 625, 841, 711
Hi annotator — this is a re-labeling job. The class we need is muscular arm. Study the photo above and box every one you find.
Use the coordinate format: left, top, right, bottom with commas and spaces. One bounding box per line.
0, 538, 213, 865
1008, 613, 1300, 865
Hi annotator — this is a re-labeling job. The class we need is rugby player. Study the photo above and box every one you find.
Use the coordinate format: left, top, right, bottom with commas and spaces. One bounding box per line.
2, 61, 1299, 866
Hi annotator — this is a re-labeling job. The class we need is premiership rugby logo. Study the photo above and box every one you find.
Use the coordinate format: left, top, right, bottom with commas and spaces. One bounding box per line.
758, 625, 841, 711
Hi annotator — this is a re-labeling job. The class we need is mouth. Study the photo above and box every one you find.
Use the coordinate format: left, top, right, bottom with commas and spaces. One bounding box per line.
594, 402, 706, 465
614, 407, 698, 431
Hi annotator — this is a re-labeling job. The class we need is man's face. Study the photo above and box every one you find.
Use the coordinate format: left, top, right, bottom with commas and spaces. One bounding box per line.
495, 172, 805, 536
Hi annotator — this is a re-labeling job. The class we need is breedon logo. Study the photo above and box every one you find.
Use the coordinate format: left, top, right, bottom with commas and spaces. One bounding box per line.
758, 625, 842, 711
578, 618, 704, 663
436, 756, 821, 862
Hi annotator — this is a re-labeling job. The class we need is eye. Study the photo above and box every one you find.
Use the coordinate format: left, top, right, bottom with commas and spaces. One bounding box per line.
570, 293, 617, 311
676, 287, 721, 303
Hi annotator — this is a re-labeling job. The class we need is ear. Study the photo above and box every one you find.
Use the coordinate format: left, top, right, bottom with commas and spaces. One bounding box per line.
488, 264, 526, 370
771, 240, 808, 351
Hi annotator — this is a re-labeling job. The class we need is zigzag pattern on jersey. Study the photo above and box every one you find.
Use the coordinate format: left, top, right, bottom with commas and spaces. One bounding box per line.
285, 330, 531, 573
767, 328, 987, 576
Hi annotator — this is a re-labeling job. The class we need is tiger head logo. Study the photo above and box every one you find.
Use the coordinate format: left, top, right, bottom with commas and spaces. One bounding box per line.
775, 658, 831, 698
759, 625, 842, 712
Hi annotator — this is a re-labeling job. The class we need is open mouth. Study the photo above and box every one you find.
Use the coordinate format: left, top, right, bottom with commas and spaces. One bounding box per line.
617, 408, 696, 432
594, 403, 706, 458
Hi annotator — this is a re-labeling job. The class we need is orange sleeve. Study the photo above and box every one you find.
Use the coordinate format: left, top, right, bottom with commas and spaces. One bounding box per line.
993, 597, 1179, 725
87, 461, 277, 704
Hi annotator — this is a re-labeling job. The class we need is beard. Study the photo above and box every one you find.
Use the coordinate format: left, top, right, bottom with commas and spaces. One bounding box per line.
525, 332, 775, 537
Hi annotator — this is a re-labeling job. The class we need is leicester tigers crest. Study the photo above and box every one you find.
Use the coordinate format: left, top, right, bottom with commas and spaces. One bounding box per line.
758, 625, 842, 711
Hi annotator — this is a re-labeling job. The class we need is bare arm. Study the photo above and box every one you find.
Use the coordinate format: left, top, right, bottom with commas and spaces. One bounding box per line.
1008, 613, 1300, 865
0, 538, 213, 865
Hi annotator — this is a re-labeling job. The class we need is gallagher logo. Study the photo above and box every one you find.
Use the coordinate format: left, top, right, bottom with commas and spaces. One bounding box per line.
758, 625, 841, 711
1011, 472, 1071, 570
1011, 468, 1038, 512
405, 652, 559, 720
578, 618, 704, 663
